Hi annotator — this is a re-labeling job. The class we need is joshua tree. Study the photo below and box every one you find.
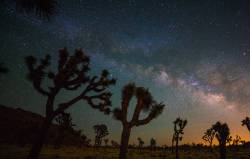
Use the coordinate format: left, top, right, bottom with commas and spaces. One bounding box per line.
93, 124, 109, 147
212, 122, 230, 159
25, 48, 116, 159
241, 117, 250, 132
233, 135, 241, 146
202, 128, 216, 152
233, 135, 242, 151
172, 117, 187, 159
54, 112, 75, 148
104, 138, 109, 147
226, 136, 232, 146
137, 137, 144, 152
150, 138, 156, 151
113, 83, 165, 159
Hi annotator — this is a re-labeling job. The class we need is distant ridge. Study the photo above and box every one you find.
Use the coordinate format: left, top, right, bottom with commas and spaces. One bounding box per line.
0, 105, 88, 147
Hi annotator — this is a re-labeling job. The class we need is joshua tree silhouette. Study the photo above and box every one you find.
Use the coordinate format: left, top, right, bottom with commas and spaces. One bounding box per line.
241, 117, 250, 132
226, 135, 232, 146
25, 48, 116, 159
54, 112, 75, 148
113, 83, 165, 159
93, 124, 109, 147
172, 117, 187, 159
150, 138, 156, 151
233, 135, 239, 145
233, 135, 242, 151
233, 135, 241, 146
137, 137, 144, 152
202, 128, 216, 152
202, 128, 215, 150
212, 122, 230, 159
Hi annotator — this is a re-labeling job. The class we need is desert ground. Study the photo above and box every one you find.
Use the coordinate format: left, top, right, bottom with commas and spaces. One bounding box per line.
1, 145, 250, 159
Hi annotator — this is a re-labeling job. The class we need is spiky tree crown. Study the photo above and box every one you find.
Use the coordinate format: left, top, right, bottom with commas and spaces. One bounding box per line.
212, 122, 230, 144
25, 48, 116, 117
114, 83, 165, 127
174, 118, 187, 134
173, 117, 187, 141
93, 124, 109, 138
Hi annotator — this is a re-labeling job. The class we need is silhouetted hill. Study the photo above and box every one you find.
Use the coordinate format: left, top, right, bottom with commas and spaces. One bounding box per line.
0, 105, 89, 147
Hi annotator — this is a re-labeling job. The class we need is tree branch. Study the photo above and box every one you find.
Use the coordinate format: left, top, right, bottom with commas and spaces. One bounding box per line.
54, 91, 87, 116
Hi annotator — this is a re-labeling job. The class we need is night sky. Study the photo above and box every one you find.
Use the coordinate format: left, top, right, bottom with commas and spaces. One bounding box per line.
0, 0, 250, 145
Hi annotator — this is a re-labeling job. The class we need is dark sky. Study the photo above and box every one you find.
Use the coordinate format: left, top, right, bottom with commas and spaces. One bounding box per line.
0, 0, 250, 145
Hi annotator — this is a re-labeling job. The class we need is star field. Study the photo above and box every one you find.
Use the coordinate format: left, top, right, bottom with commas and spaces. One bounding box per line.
0, 0, 250, 145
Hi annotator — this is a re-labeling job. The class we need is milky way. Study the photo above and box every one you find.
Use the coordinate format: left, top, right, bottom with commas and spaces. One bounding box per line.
0, 0, 250, 145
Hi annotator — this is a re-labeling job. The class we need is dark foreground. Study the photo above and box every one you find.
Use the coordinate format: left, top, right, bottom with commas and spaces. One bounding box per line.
1, 145, 250, 159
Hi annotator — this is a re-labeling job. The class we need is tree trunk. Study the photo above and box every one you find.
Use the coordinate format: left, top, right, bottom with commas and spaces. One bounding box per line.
175, 136, 179, 159
219, 144, 226, 159
27, 117, 52, 159
27, 94, 56, 159
119, 126, 131, 159
171, 135, 174, 153
209, 142, 213, 152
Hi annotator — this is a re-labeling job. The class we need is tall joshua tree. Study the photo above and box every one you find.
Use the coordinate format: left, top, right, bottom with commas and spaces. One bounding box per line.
25, 48, 116, 159
93, 124, 109, 147
113, 83, 165, 159
172, 117, 187, 159
202, 128, 216, 152
212, 122, 230, 159
150, 138, 156, 151
241, 117, 250, 132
